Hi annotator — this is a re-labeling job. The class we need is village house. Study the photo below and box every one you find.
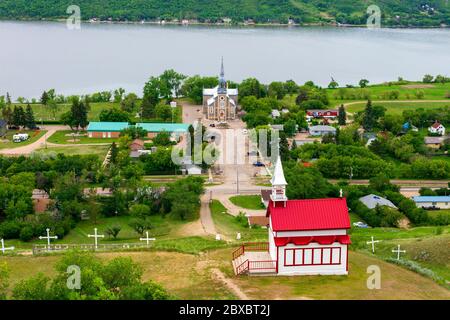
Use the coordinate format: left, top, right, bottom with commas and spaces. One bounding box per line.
87, 122, 129, 138
309, 125, 337, 136
306, 109, 339, 121
412, 196, 450, 209
232, 158, 351, 276
424, 136, 444, 149
359, 194, 398, 209
129, 138, 145, 151
428, 121, 446, 136
32, 189, 51, 213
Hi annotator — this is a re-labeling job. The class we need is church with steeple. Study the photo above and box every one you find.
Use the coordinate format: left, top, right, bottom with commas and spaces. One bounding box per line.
232, 157, 352, 276
202, 58, 238, 121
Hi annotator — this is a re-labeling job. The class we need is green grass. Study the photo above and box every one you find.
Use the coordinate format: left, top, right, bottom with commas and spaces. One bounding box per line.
345, 101, 450, 115
228, 195, 265, 210
20, 102, 120, 122
34, 145, 110, 157
0, 130, 47, 150
46, 130, 119, 144
210, 200, 266, 241
427, 209, 450, 219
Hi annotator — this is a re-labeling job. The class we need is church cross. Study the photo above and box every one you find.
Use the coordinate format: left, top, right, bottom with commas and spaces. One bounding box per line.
139, 231, 155, 246
88, 228, 104, 249
39, 228, 58, 248
366, 236, 381, 253
392, 244, 406, 260
0, 238, 14, 254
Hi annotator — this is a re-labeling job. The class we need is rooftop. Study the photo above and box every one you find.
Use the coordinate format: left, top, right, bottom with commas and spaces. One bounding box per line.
267, 198, 350, 232
309, 125, 336, 132
359, 194, 398, 209
87, 122, 129, 132
412, 196, 450, 203
136, 123, 189, 132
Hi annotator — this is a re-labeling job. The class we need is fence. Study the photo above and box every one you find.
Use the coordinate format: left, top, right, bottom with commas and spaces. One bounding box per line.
32, 242, 153, 255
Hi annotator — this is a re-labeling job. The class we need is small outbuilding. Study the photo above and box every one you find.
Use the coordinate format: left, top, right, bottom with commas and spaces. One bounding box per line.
428, 121, 446, 136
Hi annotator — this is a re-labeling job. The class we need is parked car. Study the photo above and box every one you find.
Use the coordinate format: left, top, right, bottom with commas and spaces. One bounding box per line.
209, 123, 216, 127
353, 221, 369, 228
253, 161, 265, 167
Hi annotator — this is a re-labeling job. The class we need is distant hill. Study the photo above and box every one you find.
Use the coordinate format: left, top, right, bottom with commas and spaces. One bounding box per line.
0, 0, 449, 27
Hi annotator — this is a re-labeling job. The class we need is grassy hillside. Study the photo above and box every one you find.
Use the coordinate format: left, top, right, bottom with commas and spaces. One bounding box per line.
0, 0, 449, 26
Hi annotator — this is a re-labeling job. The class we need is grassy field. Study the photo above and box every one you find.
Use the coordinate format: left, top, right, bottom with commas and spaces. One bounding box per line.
345, 101, 450, 115
0, 130, 47, 150
46, 130, 119, 144
21, 102, 120, 122
210, 200, 266, 241
2, 247, 449, 300
34, 145, 110, 158
228, 195, 265, 210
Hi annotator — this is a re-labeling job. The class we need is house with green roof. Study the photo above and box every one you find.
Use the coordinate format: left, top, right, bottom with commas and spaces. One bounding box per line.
136, 123, 189, 138
87, 122, 129, 138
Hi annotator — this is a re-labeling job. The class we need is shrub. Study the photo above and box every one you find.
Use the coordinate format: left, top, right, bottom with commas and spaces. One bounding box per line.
19, 225, 35, 242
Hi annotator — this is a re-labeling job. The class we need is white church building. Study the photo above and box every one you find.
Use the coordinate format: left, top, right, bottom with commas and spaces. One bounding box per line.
232, 158, 351, 276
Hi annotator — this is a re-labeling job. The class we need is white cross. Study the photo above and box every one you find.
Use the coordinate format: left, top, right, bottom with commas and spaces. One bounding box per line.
366, 236, 381, 253
88, 228, 104, 249
39, 228, 58, 249
139, 231, 155, 246
392, 244, 406, 260
236, 232, 241, 240
0, 239, 14, 254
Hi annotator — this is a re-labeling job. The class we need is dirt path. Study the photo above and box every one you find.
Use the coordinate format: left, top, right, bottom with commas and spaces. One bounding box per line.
211, 268, 250, 300
200, 194, 217, 236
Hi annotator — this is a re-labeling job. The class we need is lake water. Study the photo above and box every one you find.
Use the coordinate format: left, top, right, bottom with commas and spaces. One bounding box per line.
1, 21, 449, 99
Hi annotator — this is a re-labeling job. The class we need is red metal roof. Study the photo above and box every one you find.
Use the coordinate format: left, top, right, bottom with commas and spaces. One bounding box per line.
267, 198, 350, 231
431, 121, 442, 129
274, 235, 351, 246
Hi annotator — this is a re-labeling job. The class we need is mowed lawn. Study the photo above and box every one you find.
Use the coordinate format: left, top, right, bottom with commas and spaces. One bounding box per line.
46, 130, 119, 144
229, 195, 265, 210
0, 130, 47, 149
210, 200, 267, 241
345, 101, 450, 115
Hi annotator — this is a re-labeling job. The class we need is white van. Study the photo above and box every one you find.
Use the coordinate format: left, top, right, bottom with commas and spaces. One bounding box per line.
12, 133, 29, 143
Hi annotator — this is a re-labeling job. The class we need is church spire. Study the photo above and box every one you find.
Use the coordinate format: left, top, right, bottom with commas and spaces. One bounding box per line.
270, 156, 288, 207
218, 56, 227, 93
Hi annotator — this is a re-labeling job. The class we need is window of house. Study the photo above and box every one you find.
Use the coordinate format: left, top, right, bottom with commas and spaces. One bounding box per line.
284, 247, 342, 266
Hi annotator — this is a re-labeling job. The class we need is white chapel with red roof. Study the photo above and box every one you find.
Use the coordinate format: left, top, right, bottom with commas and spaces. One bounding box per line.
232, 158, 351, 276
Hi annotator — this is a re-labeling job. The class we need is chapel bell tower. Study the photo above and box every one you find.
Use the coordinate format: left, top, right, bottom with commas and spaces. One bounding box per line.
270, 157, 288, 207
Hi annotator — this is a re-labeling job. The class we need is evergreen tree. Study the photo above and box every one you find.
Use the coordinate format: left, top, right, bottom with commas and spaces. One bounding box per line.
110, 142, 119, 164
24, 104, 36, 129
1, 106, 13, 125
338, 104, 346, 126
279, 132, 290, 161
362, 99, 375, 131
41, 91, 49, 105
6, 92, 11, 106
141, 97, 156, 119
12, 106, 26, 127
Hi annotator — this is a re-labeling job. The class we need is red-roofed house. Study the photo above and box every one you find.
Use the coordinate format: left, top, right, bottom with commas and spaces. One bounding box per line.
428, 121, 446, 136
232, 158, 351, 276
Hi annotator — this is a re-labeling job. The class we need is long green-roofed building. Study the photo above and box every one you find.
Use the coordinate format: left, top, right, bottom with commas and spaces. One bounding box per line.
86, 121, 189, 139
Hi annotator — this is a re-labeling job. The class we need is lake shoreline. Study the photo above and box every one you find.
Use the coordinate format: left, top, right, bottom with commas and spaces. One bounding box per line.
1, 18, 448, 29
